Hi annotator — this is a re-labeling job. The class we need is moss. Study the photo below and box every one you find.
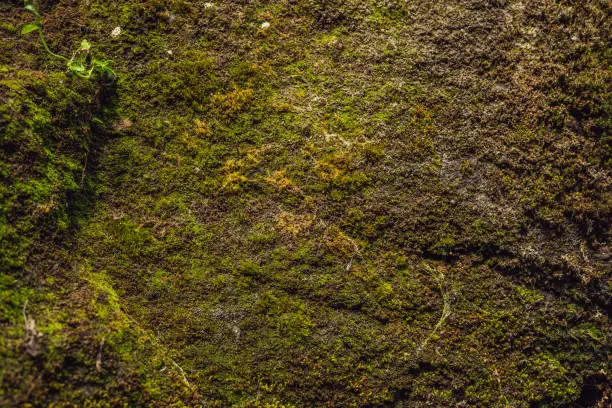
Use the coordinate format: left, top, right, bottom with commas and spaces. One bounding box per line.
1, 0, 610, 406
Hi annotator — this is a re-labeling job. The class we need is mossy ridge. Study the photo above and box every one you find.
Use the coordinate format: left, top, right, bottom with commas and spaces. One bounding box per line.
1, 260, 197, 406
0, 3, 192, 405
0, 70, 92, 269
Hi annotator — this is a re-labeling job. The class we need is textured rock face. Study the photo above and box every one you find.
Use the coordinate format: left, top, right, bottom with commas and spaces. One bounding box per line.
0, 1, 609, 407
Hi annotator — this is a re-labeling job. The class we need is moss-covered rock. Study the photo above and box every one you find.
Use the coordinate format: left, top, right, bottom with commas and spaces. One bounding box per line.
1, 0, 609, 406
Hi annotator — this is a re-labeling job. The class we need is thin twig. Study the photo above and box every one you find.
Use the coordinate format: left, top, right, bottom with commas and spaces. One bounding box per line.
22, 299, 29, 331
80, 150, 88, 189
172, 360, 190, 388
345, 257, 353, 272
96, 337, 106, 372
416, 265, 452, 356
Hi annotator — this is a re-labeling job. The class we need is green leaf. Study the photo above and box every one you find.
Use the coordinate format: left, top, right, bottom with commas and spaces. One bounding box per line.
69, 62, 85, 72
21, 24, 40, 35
80, 39, 91, 51
93, 59, 111, 68
24, 4, 40, 17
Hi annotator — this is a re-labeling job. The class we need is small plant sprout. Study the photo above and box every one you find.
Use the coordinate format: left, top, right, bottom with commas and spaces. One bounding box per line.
21, 1, 115, 80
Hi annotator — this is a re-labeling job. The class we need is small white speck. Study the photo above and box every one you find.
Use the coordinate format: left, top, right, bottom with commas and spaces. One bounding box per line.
167, 50, 173, 56
110, 26, 121, 38
232, 325, 241, 340
204, 2, 214, 9
261, 21, 271, 30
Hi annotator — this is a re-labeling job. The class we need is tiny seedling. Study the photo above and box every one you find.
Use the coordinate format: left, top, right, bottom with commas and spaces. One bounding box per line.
21, 1, 115, 80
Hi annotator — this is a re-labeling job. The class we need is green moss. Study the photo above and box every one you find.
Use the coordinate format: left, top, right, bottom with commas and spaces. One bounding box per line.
1, 0, 610, 406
